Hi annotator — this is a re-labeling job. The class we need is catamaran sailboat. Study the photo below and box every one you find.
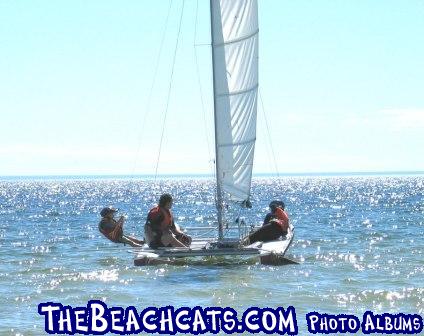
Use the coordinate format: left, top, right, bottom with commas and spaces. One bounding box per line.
134, 0, 294, 266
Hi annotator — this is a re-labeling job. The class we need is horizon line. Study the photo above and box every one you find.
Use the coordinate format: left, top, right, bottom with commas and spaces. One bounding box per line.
1, 170, 423, 180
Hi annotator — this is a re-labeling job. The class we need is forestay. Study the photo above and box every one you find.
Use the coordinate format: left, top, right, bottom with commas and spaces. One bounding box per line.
210, 0, 259, 202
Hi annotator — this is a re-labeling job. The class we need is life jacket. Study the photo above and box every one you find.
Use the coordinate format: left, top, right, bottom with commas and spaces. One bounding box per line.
99, 218, 123, 243
147, 206, 173, 231
273, 207, 289, 233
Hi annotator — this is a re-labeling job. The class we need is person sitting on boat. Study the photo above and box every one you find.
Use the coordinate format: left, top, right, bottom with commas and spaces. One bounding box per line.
263, 200, 286, 225
98, 207, 144, 247
242, 200, 289, 245
145, 193, 192, 249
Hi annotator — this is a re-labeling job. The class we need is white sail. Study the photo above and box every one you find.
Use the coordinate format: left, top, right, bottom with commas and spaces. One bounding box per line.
211, 0, 258, 202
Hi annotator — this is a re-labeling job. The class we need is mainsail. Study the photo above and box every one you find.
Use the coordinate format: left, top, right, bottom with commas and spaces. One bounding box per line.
210, 0, 259, 208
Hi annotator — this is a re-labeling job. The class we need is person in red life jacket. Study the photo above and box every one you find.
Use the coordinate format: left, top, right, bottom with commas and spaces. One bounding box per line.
145, 193, 192, 249
98, 207, 144, 247
242, 200, 290, 245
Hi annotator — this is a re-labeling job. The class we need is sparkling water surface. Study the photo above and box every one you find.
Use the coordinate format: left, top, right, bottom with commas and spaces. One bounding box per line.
0, 176, 423, 335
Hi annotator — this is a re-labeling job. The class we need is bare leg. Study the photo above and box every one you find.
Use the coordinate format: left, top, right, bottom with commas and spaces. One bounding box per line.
121, 235, 144, 247
172, 224, 192, 246
127, 236, 145, 245
161, 230, 187, 247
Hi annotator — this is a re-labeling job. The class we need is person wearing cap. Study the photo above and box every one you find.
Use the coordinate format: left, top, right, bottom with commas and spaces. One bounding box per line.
145, 193, 192, 249
263, 200, 286, 225
99, 207, 144, 247
242, 200, 290, 245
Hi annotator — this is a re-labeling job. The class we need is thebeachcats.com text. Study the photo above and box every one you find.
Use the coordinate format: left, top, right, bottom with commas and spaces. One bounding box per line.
38, 301, 423, 335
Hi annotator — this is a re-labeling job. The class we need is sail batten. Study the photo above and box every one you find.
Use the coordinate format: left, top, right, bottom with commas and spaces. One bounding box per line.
214, 29, 259, 47
219, 138, 256, 148
216, 84, 258, 97
211, 0, 258, 204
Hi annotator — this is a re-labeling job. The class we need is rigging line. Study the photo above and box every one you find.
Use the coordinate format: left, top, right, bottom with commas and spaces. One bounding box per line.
131, 0, 174, 175
194, 0, 212, 162
154, 0, 186, 181
259, 100, 275, 174
259, 88, 280, 177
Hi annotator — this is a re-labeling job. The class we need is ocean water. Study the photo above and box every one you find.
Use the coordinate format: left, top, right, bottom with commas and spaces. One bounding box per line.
0, 176, 423, 335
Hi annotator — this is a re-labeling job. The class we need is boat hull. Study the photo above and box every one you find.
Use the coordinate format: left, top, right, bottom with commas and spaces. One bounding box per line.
133, 225, 295, 266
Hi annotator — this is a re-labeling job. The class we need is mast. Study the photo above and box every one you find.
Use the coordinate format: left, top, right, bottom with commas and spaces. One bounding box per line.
210, 0, 224, 240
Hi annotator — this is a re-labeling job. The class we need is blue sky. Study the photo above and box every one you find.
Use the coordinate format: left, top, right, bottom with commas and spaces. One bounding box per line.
1, 0, 423, 176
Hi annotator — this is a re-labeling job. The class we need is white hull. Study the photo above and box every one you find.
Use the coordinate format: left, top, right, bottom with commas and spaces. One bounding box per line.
133, 225, 295, 266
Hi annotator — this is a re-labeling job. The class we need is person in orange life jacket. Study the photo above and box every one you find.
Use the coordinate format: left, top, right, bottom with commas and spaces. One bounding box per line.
263, 200, 287, 225
242, 200, 289, 245
145, 193, 192, 249
98, 207, 144, 247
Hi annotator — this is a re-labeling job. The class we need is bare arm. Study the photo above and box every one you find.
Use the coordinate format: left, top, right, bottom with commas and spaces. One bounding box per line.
117, 216, 125, 227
